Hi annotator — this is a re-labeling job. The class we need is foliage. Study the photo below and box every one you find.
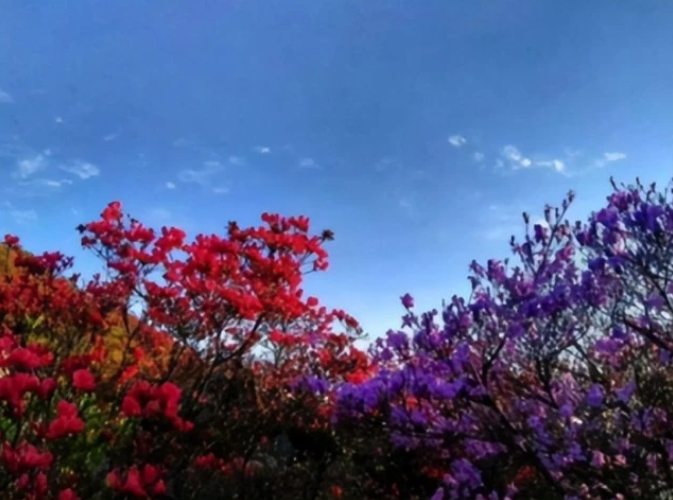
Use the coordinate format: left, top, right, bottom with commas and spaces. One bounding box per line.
6, 176, 673, 500
334, 178, 673, 499
0, 204, 369, 500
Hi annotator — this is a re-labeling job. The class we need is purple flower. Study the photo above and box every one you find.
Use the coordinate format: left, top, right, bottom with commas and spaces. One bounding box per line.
586, 384, 605, 408
385, 330, 409, 351
615, 381, 636, 404
401, 293, 415, 309
596, 207, 620, 229
430, 487, 444, 500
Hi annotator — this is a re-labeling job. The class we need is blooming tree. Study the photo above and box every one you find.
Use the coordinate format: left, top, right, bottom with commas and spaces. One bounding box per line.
335, 178, 673, 500
0, 203, 368, 500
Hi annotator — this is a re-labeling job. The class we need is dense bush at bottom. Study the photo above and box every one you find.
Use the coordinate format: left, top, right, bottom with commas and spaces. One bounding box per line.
3, 177, 673, 500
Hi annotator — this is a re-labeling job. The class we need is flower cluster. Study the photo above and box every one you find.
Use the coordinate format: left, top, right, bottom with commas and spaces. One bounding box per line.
0, 204, 365, 500
5, 176, 673, 500
335, 178, 673, 499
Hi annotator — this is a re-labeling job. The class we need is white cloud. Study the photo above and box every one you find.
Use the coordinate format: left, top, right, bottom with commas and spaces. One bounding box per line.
473, 152, 485, 162
103, 133, 119, 142
228, 156, 244, 166
501, 144, 566, 174
501, 145, 523, 162
564, 147, 582, 158
178, 161, 224, 187
398, 198, 414, 213
0, 89, 13, 103
10, 209, 37, 224
604, 151, 627, 162
54, 116, 64, 124
165, 181, 176, 189
536, 159, 566, 173
34, 178, 73, 188
448, 135, 467, 148
594, 151, 627, 168
254, 146, 271, 154
299, 157, 319, 169
60, 161, 100, 179
16, 155, 47, 178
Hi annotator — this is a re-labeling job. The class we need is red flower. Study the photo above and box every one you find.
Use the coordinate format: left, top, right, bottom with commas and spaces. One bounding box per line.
58, 488, 79, 500
3, 234, 20, 247
72, 369, 96, 392
141, 464, 159, 485
194, 453, 219, 470
35, 472, 48, 495
123, 467, 147, 497
102, 201, 123, 223
46, 401, 84, 439
3, 348, 43, 370
107, 465, 164, 498
121, 395, 142, 417
0, 373, 40, 412
152, 479, 167, 495
37, 378, 57, 399
106, 470, 123, 490
0, 442, 53, 473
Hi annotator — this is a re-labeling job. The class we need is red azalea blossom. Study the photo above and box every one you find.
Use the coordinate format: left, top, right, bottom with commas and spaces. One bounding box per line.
72, 369, 96, 391
46, 401, 84, 439
58, 488, 79, 500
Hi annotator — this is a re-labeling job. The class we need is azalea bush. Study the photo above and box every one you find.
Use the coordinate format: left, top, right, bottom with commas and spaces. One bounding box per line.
0, 203, 370, 500
333, 177, 673, 499
6, 176, 673, 500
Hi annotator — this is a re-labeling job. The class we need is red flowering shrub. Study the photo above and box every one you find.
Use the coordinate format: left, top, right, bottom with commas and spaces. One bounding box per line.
0, 203, 370, 499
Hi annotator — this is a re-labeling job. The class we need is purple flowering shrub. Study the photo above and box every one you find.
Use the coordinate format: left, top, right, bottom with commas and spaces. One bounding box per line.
334, 178, 673, 500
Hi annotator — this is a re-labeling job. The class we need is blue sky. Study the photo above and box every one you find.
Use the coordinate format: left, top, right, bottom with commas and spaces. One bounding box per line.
1, 1, 672, 339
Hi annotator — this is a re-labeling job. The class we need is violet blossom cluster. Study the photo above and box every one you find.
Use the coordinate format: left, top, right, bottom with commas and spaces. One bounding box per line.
334, 178, 673, 500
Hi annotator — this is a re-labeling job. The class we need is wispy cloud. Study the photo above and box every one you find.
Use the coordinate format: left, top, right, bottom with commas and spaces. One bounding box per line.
54, 116, 64, 124
398, 197, 414, 212
178, 161, 224, 187
500, 144, 566, 174
165, 181, 176, 190
10, 209, 38, 224
535, 159, 566, 173
501, 145, 526, 164
374, 158, 402, 173
473, 152, 485, 162
299, 157, 320, 169
564, 147, 583, 159
60, 161, 100, 179
103, 133, 119, 142
29, 178, 73, 189
228, 156, 244, 166
0, 89, 13, 104
15, 154, 47, 178
448, 134, 467, 148
604, 151, 626, 162
592, 151, 627, 169
254, 146, 271, 154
